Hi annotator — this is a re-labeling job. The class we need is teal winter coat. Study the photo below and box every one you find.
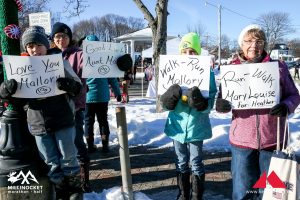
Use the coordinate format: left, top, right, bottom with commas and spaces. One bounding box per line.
164, 70, 217, 143
86, 78, 121, 103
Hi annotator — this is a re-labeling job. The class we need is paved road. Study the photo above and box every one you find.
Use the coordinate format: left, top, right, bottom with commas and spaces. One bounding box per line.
88, 146, 232, 200
127, 73, 149, 98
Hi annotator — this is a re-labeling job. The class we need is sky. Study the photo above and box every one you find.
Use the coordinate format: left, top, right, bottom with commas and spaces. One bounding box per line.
46, 0, 300, 42
81, 72, 300, 199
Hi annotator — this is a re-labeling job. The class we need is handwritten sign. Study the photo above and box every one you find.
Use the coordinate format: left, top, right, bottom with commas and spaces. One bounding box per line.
29, 12, 51, 34
3, 54, 65, 98
157, 55, 211, 97
220, 62, 280, 109
82, 41, 126, 78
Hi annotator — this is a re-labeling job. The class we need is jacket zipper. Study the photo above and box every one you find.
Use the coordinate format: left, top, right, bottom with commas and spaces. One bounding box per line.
256, 112, 260, 150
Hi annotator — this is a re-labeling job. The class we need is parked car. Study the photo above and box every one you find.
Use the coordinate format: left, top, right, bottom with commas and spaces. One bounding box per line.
286, 61, 297, 69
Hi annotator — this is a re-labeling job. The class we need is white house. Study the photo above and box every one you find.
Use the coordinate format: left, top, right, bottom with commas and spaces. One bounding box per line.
114, 28, 176, 63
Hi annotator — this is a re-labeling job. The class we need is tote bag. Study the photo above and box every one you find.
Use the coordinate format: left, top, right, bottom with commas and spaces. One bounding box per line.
262, 117, 300, 200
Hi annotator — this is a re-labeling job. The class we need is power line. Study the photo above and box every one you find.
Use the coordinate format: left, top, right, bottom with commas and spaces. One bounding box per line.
222, 7, 258, 22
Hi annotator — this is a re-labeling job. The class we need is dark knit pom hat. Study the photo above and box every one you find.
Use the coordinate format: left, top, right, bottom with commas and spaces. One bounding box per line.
22, 26, 50, 49
50, 22, 72, 41
116, 54, 133, 71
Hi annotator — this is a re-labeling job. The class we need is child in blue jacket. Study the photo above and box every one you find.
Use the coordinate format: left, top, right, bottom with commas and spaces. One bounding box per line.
161, 32, 217, 200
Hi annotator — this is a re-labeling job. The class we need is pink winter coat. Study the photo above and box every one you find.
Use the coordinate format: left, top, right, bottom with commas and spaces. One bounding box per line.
62, 47, 87, 111
223, 53, 300, 150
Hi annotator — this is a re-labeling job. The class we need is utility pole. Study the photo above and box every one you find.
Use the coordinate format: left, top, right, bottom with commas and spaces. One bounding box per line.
203, 34, 210, 49
205, 1, 222, 66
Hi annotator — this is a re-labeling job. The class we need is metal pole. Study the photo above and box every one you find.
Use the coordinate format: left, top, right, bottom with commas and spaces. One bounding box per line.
116, 107, 133, 200
205, 2, 222, 66
218, 4, 222, 67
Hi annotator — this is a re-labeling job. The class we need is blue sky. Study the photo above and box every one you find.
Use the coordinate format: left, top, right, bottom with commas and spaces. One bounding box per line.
47, 0, 300, 42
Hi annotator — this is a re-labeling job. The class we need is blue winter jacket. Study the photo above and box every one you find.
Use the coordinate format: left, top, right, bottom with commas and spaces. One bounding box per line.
86, 78, 121, 103
164, 70, 217, 143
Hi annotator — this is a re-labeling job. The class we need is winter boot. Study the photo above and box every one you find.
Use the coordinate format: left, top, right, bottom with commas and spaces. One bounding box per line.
85, 135, 96, 153
66, 175, 83, 200
176, 172, 190, 200
54, 178, 69, 200
191, 174, 205, 200
101, 134, 109, 153
80, 162, 92, 192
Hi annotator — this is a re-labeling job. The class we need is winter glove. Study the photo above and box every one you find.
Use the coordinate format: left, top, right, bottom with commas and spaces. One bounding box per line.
186, 86, 208, 111
47, 48, 62, 55
0, 79, 18, 99
116, 95, 122, 102
160, 84, 182, 110
116, 54, 133, 71
216, 98, 232, 113
56, 77, 82, 96
269, 103, 289, 117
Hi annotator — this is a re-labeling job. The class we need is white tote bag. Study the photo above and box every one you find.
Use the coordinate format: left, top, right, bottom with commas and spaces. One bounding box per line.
262, 118, 300, 200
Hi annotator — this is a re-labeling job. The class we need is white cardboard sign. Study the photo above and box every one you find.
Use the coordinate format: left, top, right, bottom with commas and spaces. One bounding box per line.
28, 12, 51, 34
158, 55, 211, 97
3, 54, 65, 98
82, 41, 126, 78
220, 62, 280, 109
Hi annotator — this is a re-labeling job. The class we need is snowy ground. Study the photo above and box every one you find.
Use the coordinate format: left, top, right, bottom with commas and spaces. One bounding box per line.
86, 77, 300, 200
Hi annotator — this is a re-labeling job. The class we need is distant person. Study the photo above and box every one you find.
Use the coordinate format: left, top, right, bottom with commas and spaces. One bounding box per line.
294, 61, 299, 79
133, 55, 142, 80
216, 24, 300, 200
145, 64, 156, 98
84, 34, 122, 153
160, 32, 217, 199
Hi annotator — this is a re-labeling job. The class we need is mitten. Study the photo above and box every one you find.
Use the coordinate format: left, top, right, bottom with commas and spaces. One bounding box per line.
187, 86, 208, 111
160, 84, 182, 110
269, 103, 289, 117
0, 79, 18, 99
116, 95, 122, 102
47, 48, 62, 55
116, 54, 133, 71
56, 77, 82, 96
216, 98, 232, 113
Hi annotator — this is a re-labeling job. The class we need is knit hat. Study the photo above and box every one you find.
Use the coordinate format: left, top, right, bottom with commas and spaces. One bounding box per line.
50, 22, 72, 41
85, 34, 99, 41
238, 24, 263, 47
22, 26, 50, 49
179, 32, 201, 55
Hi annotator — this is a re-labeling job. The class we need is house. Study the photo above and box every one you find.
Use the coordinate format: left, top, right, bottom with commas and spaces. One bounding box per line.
114, 28, 176, 64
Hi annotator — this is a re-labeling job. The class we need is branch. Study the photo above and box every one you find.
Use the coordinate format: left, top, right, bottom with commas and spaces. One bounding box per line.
63, 0, 89, 17
132, 0, 156, 28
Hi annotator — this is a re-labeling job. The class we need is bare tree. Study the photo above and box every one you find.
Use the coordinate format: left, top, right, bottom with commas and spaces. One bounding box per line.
132, 0, 168, 110
18, 0, 49, 31
71, 14, 145, 42
63, 0, 89, 17
256, 11, 295, 51
186, 21, 206, 37
132, 0, 168, 68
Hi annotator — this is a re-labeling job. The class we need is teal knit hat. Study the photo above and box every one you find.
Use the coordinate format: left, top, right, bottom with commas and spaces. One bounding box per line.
179, 32, 201, 55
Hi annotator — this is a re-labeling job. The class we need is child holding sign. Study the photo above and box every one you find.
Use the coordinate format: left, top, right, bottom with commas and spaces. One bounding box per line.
216, 24, 300, 200
0, 26, 83, 199
160, 33, 217, 200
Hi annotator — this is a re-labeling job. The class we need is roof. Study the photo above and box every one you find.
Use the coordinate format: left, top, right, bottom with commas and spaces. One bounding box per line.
142, 37, 209, 58
114, 28, 176, 42
115, 28, 153, 41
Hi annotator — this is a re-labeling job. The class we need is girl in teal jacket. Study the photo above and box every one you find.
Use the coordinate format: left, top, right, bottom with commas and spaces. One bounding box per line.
161, 33, 217, 200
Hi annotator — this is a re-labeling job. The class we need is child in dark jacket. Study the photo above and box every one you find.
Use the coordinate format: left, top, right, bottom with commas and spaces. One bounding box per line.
83, 35, 122, 153
0, 26, 83, 199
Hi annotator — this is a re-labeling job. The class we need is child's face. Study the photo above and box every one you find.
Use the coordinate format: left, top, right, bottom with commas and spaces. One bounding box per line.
26, 43, 47, 56
181, 48, 198, 55
53, 33, 70, 50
